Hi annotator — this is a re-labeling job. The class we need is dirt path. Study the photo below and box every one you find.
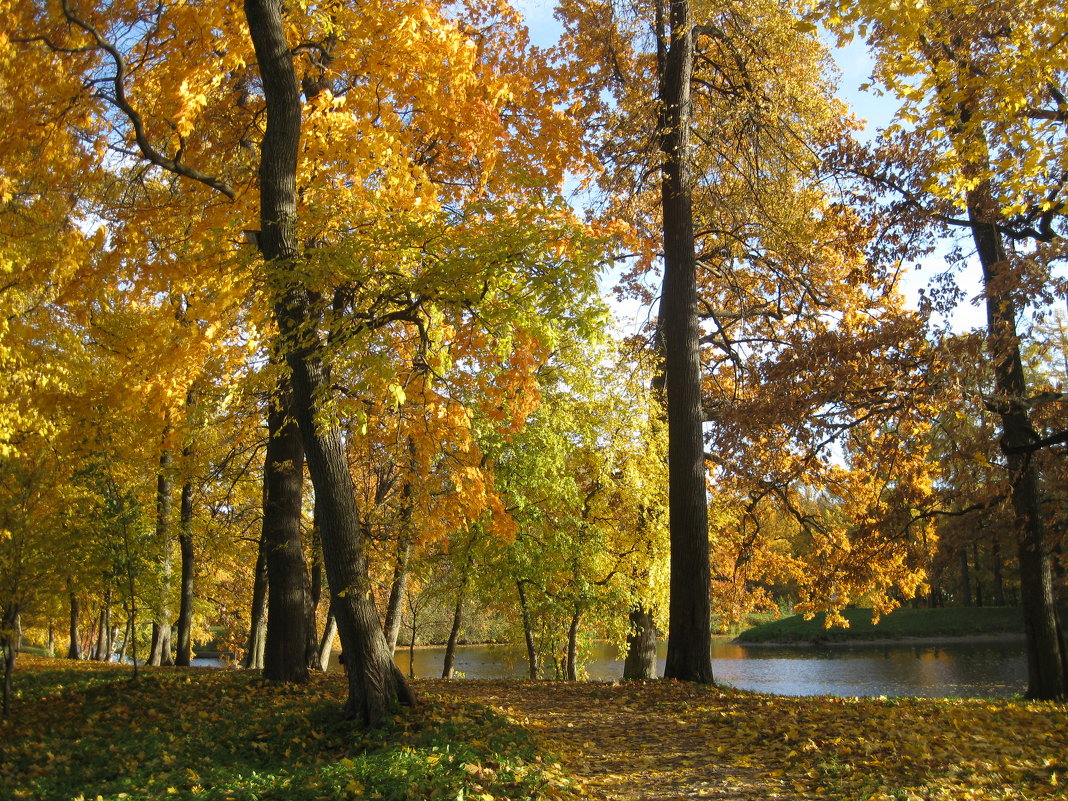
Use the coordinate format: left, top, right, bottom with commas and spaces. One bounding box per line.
419, 680, 800, 800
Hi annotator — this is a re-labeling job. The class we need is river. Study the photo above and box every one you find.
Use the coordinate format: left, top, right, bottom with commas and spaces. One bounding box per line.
381, 638, 1028, 698
193, 637, 1027, 698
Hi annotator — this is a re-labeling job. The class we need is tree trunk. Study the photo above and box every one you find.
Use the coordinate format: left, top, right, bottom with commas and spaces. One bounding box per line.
176, 472, 195, 666
318, 608, 337, 671
302, 559, 321, 671
118, 613, 132, 664
566, 608, 582, 681
67, 581, 80, 660
991, 534, 1006, 606
47, 623, 55, 657
383, 534, 411, 655
149, 447, 174, 667
968, 177, 1068, 700
407, 601, 417, 680
244, 531, 269, 670
94, 590, 112, 662
959, 548, 972, 607
442, 585, 466, 679
973, 543, 984, 607
517, 581, 538, 680
656, 0, 714, 684
243, 0, 413, 724
1, 602, 16, 717
623, 604, 658, 679
262, 384, 309, 684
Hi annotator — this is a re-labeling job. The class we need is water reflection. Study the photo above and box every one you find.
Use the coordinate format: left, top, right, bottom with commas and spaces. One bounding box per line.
386, 639, 1027, 698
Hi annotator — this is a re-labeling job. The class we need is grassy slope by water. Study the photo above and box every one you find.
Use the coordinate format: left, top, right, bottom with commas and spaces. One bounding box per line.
735, 606, 1028, 643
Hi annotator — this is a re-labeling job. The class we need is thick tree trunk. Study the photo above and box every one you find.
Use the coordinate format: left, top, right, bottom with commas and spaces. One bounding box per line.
244, 531, 269, 670
383, 534, 411, 655
623, 605, 658, 679
262, 384, 309, 683
244, 0, 413, 724
565, 608, 582, 681
149, 448, 174, 667
969, 178, 1067, 700
656, 0, 714, 684
67, 582, 80, 660
517, 581, 538, 680
175, 473, 195, 666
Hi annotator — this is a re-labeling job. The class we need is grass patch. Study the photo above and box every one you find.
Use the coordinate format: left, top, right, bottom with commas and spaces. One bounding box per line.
736, 606, 1029, 643
0, 656, 577, 801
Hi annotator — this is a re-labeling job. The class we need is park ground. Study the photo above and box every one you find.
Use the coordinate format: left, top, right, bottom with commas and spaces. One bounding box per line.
0, 656, 1065, 801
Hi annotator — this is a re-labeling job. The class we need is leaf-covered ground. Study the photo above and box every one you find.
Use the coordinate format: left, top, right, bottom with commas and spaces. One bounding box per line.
425, 679, 1068, 800
2, 658, 1065, 801
0, 657, 572, 801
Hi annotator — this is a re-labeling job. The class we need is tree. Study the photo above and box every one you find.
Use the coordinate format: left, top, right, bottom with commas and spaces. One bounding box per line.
824, 0, 1068, 699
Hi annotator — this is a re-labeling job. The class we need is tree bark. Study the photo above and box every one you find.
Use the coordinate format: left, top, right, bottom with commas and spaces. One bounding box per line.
244, 530, 269, 670
243, 0, 414, 724
442, 585, 466, 679
302, 558, 321, 670
656, 0, 714, 684
991, 534, 1006, 606
517, 581, 538, 680
175, 471, 195, 666
565, 608, 582, 681
149, 447, 174, 667
1, 602, 16, 717
959, 548, 972, 606
262, 384, 309, 684
67, 580, 80, 660
318, 608, 337, 671
383, 534, 411, 655
968, 177, 1068, 700
623, 604, 659, 679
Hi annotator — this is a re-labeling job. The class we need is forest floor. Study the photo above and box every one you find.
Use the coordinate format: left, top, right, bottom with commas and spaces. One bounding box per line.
427, 679, 1068, 801
1, 657, 1065, 801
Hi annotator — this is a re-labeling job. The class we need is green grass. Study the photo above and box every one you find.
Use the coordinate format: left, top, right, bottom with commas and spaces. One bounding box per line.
735, 606, 1029, 643
0, 656, 577, 801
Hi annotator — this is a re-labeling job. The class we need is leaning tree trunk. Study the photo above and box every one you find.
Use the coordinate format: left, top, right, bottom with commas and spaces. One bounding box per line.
442, 582, 467, 679
244, 0, 414, 724
383, 532, 411, 655
149, 447, 174, 667
244, 532, 269, 670
969, 177, 1068, 700
623, 604, 658, 679
318, 607, 338, 671
656, 0, 714, 684
262, 383, 310, 684
175, 471, 195, 666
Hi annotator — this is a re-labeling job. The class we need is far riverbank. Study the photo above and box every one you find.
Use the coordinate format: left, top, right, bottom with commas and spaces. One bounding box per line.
734, 606, 1042, 645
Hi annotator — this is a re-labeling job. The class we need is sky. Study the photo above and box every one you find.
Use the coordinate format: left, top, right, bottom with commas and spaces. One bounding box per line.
508, 0, 990, 335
